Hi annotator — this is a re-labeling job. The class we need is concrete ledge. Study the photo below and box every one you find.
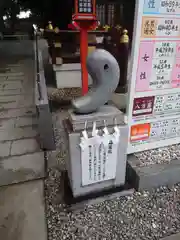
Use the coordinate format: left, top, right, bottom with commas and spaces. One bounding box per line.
36, 103, 55, 151
126, 155, 180, 191
35, 52, 55, 151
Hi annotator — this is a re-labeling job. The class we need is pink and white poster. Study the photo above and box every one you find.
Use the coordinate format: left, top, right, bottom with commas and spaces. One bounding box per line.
127, 0, 180, 154
136, 40, 180, 92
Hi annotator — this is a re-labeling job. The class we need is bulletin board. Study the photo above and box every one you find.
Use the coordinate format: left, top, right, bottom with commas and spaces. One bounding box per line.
127, 0, 180, 153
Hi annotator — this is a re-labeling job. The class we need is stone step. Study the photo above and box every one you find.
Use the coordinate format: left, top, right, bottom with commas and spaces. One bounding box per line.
0, 107, 36, 119
0, 116, 37, 130
0, 75, 25, 81
0, 72, 24, 77
0, 89, 22, 96
0, 50, 46, 188
0, 101, 34, 110
0, 94, 34, 104
0, 80, 23, 90
0, 180, 47, 240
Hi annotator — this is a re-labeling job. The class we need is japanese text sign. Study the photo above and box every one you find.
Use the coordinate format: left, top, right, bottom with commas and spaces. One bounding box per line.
127, 0, 180, 153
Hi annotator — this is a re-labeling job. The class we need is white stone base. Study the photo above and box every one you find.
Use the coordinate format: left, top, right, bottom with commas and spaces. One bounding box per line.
53, 63, 93, 88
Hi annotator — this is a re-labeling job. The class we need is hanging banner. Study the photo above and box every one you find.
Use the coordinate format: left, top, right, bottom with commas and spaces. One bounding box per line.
80, 124, 120, 186
127, 0, 180, 153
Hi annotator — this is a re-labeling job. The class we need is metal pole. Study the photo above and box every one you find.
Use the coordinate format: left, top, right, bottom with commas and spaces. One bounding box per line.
80, 29, 89, 95
33, 25, 43, 100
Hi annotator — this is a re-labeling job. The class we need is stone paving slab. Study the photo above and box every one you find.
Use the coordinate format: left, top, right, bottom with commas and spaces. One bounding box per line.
0, 94, 33, 103
0, 89, 22, 96
0, 79, 23, 84
11, 138, 39, 156
0, 127, 37, 141
15, 116, 37, 127
0, 67, 22, 73
0, 118, 16, 129
0, 142, 11, 158
0, 99, 34, 109
0, 95, 21, 102
0, 77, 7, 81
0, 180, 47, 240
0, 81, 23, 90
7, 64, 23, 67
5, 76, 25, 81
0, 72, 24, 77
0, 152, 45, 186
0, 138, 39, 158
0, 107, 36, 119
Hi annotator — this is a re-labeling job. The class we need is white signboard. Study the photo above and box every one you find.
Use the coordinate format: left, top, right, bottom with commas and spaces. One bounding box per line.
130, 115, 180, 151
80, 125, 120, 186
127, 0, 180, 153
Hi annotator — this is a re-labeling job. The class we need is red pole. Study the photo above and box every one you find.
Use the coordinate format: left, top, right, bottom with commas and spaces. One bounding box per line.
80, 28, 88, 95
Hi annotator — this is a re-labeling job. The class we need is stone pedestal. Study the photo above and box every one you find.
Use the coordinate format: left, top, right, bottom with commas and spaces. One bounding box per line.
64, 105, 129, 198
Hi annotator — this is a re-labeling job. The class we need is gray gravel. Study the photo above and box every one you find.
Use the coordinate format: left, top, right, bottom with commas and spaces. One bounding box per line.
45, 108, 180, 240
135, 145, 180, 167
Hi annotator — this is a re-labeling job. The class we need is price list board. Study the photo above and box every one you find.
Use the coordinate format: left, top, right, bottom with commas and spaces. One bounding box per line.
127, 0, 180, 153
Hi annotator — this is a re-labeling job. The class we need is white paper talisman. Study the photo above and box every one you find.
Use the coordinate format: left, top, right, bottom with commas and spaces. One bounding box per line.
80, 122, 120, 186
80, 122, 102, 186
100, 125, 120, 181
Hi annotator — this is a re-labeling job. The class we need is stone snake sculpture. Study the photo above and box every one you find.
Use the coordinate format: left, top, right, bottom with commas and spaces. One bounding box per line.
72, 49, 120, 114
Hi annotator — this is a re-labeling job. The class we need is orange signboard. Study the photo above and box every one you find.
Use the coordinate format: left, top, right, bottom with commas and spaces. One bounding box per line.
130, 123, 150, 142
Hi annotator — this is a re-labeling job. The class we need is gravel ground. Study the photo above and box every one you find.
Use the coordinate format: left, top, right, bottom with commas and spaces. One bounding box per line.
134, 145, 180, 167
45, 108, 180, 240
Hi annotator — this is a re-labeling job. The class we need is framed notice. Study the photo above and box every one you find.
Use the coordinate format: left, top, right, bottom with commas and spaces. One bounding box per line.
127, 0, 180, 153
